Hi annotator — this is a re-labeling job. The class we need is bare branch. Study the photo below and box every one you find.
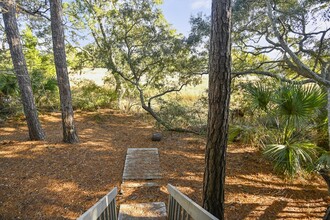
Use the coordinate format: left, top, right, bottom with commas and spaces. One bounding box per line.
313, 30, 328, 71
147, 83, 188, 108
17, 5, 50, 21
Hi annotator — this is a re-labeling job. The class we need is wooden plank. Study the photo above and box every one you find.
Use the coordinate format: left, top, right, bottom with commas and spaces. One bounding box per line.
127, 148, 159, 153
118, 202, 167, 220
176, 203, 181, 219
123, 148, 162, 180
183, 209, 188, 220
168, 196, 174, 220
121, 181, 159, 188
167, 184, 218, 220
77, 187, 117, 220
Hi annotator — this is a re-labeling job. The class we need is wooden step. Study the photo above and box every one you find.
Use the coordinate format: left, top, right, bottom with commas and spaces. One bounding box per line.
118, 202, 167, 220
121, 181, 160, 188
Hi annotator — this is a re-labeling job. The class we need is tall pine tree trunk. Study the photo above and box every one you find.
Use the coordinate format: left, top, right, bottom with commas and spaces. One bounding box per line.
326, 69, 330, 151
203, 0, 232, 219
2, 0, 45, 140
327, 87, 330, 150
49, 0, 79, 143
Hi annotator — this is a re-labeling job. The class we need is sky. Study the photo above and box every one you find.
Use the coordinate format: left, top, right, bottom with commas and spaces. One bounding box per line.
160, 0, 211, 36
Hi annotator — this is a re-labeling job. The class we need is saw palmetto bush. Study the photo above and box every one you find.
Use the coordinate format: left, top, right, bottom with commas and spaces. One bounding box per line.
244, 82, 326, 177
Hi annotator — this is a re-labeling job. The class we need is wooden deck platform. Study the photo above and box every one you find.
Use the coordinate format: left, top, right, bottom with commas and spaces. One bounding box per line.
122, 148, 162, 180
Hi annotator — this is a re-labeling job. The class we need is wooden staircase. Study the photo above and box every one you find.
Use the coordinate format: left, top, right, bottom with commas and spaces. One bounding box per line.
77, 148, 218, 220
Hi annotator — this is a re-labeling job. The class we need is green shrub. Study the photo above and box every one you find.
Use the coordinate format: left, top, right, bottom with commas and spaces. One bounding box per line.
157, 95, 207, 132
31, 70, 60, 110
0, 74, 21, 117
72, 80, 117, 111
229, 125, 258, 145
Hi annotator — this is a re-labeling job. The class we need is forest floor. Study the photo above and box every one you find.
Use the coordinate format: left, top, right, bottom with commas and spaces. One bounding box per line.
0, 109, 329, 220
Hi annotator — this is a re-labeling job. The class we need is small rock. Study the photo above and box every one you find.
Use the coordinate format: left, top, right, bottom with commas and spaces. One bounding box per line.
152, 133, 162, 141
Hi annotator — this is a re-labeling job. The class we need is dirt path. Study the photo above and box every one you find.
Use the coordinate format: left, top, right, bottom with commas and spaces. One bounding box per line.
0, 110, 328, 219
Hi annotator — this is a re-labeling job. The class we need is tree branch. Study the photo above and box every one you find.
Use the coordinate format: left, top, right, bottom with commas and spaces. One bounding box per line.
232, 69, 314, 84
148, 83, 188, 108
266, 0, 330, 87
17, 5, 50, 21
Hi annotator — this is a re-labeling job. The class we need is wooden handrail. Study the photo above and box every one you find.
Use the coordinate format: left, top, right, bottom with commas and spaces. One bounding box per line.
167, 184, 218, 220
77, 187, 117, 220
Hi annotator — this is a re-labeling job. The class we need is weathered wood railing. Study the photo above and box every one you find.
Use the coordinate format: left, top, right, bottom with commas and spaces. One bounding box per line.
167, 184, 218, 220
77, 187, 117, 220
78, 185, 218, 220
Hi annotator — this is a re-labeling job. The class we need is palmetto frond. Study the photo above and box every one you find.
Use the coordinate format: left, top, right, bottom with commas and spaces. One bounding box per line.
263, 142, 319, 177
275, 83, 326, 124
244, 82, 273, 111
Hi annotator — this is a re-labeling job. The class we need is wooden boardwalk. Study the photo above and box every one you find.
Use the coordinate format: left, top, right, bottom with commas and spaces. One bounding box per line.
122, 148, 162, 180
119, 148, 166, 219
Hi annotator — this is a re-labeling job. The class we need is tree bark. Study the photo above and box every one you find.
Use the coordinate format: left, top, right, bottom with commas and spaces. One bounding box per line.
202, 0, 232, 219
326, 87, 330, 151
324, 206, 330, 220
327, 70, 330, 151
49, 0, 79, 143
113, 73, 125, 109
2, 0, 45, 140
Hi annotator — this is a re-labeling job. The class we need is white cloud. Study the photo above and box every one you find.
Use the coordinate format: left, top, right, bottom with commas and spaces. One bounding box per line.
191, 0, 211, 10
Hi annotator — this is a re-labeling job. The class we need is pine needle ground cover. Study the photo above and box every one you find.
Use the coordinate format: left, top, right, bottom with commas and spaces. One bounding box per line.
0, 110, 328, 219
